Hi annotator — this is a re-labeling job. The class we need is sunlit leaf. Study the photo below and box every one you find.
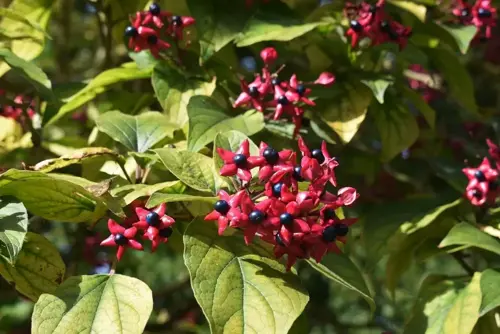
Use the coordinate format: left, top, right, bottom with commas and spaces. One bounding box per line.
0, 198, 27, 263
439, 222, 500, 256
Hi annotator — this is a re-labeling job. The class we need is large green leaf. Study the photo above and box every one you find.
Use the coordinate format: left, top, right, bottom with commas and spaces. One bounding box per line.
46, 63, 153, 125
320, 82, 372, 143
388, 0, 427, 21
439, 24, 477, 55
306, 253, 375, 312
361, 79, 391, 104
0, 48, 52, 100
155, 148, 227, 194
183, 218, 309, 334
439, 222, 500, 256
401, 85, 436, 129
0, 0, 52, 77
427, 48, 477, 114
0, 232, 65, 301
0, 7, 48, 35
372, 103, 419, 161
146, 192, 218, 208
235, 12, 321, 47
0, 169, 107, 223
96, 111, 177, 153
479, 269, 500, 316
187, 96, 265, 152
187, 0, 249, 62
32, 274, 153, 334
444, 273, 482, 334
152, 64, 216, 127
110, 181, 184, 205
0, 198, 27, 263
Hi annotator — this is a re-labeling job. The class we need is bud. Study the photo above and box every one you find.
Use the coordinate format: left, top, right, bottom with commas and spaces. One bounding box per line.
314, 72, 335, 86
260, 47, 278, 65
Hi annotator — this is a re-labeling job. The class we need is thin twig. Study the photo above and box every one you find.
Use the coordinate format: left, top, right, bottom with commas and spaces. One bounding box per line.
115, 158, 133, 184
109, 259, 117, 275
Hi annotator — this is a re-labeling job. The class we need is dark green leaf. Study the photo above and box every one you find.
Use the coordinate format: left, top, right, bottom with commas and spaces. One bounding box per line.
187, 96, 264, 152
402, 85, 436, 129
0, 198, 27, 263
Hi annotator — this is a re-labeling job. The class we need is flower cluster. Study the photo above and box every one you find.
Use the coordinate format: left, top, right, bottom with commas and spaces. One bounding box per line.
462, 139, 500, 206
100, 202, 175, 260
344, 0, 412, 50
124, 3, 195, 58
205, 138, 359, 270
452, 0, 497, 40
233, 47, 335, 137
0, 90, 35, 122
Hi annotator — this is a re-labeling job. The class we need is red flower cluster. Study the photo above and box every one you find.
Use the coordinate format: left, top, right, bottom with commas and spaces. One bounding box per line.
233, 47, 334, 137
100, 203, 175, 260
125, 3, 195, 58
344, 0, 412, 50
205, 138, 359, 270
462, 139, 500, 206
0, 90, 35, 122
452, 0, 497, 40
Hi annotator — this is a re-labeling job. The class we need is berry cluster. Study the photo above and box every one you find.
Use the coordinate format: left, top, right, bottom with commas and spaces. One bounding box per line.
124, 3, 195, 58
234, 47, 335, 137
462, 139, 500, 206
100, 202, 175, 260
344, 0, 412, 50
205, 138, 359, 270
452, 0, 497, 40
0, 90, 35, 123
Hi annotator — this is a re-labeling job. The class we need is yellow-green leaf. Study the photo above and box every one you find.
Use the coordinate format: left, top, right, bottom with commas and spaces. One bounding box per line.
439, 222, 500, 256
479, 269, 500, 316
0, 198, 28, 263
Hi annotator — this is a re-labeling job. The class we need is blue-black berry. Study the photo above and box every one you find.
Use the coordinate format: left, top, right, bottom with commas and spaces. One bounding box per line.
296, 84, 306, 96
350, 20, 363, 32
214, 200, 230, 214
147, 35, 158, 44
322, 226, 336, 242
277, 96, 289, 105
478, 8, 491, 18
334, 223, 349, 237
280, 213, 294, 226
172, 15, 183, 26
159, 227, 173, 238
323, 208, 337, 221
272, 77, 281, 86
125, 26, 138, 37
248, 86, 260, 98
475, 170, 486, 182
114, 234, 128, 245
149, 3, 161, 15
275, 233, 285, 246
233, 154, 247, 167
272, 183, 283, 197
249, 210, 266, 224
311, 149, 325, 163
293, 165, 303, 181
263, 147, 279, 164
146, 212, 160, 226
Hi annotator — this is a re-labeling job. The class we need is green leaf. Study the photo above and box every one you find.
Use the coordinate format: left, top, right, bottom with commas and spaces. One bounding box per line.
0, 48, 53, 101
426, 48, 477, 114
111, 181, 183, 205
0, 169, 107, 223
306, 253, 375, 312
401, 85, 436, 129
439, 24, 477, 55
31, 147, 120, 173
32, 274, 153, 334
235, 12, 321, 47
152, 64, 216, 127
187, 96, 265, 152
187, 0, 249, 62
444, 273, 482, 334
0, 0, 52, 77
0, 198, 28, 263
479, 269, 500, 316
146, 193, 218, 208
0, 7, 49, 35
439, 222, 500, 256
155, 148, 227, 194
46, 63, 152, 125
214, 130, 260, 186
319, 82, 372, 143
0, 232, 65, 301
361, 79, 391, 104
373, 103, 419, 161
96, 111, 177, 153
183, 218, 309, 334
388, 0, 427, 21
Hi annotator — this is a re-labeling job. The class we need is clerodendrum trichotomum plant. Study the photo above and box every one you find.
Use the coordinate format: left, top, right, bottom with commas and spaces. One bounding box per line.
0, 0, 499, 333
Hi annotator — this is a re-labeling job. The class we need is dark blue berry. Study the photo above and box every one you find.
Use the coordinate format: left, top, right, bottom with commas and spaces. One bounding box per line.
146, 212, 160, 226
461, 8, 470, 17
311, 149, 325, 163
114, 233, 128, 246
475, 170, 486, 182
233, 154, 247, 167
159, 227, 173, 238
323, 208, 337, 221
249, 210, 265, 224
334, 223, 349, 237
280, 213, 294, 226
263, 147, 279, 164
214, 200, 230, 214
296, 84, 306, 96
478, 8, 491, 18
275, 233, 285, 246
149, 3, 161, 15
272, 183, 283, 197
293, 165, 303, 181
272, 77, 281, 86
248, 86, 260, 98
147, 35, 158, 44
322, 226, 336, 242
172, 15, 183, 26
125, 26, 138, 37
277, 96, 289, 105
471, 189, 481, 198
350, 20, 363, 32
